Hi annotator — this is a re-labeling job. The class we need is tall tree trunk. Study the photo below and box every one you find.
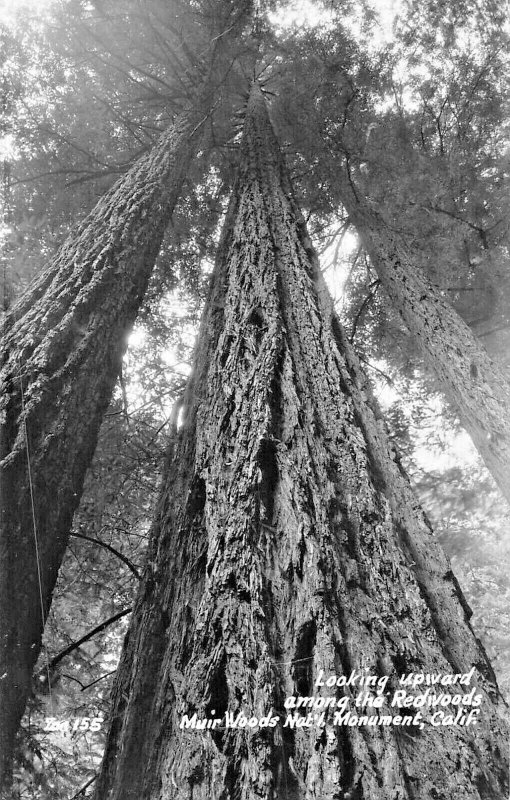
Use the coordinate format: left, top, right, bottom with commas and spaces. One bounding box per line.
338, 182, 510, 506
94, 84, 508, 800
0, 0, 253, 772
0, 103, 203, 790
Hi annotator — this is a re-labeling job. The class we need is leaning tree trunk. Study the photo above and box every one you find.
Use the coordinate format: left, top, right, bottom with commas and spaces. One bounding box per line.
94, 84, 508, 800
0, 29, 242, 780
338, 182, 510, 507
0, 105, 203, 789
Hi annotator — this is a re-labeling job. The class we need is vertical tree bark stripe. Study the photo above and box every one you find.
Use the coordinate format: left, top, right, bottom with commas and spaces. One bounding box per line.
93, 85, 508, 800
0, 93, 210, 788
0, 3, 257, 780
339, 184, 510, 507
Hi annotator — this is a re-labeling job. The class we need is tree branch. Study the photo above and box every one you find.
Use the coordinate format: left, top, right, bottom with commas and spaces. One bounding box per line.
359, 356, 395, 386
478, 323, 510, 338
70, 531, 141, 579
48, 608, 132, 672
349, 279, 381, 342
79, 669, 117, 692
68, 773, 97, 800
424, 203, 491, 249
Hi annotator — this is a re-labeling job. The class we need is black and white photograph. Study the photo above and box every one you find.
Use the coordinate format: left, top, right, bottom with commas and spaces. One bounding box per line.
1, 0, 509, 797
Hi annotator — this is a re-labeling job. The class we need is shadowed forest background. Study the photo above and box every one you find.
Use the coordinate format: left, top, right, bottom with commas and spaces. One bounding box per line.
1, 0, 509, 797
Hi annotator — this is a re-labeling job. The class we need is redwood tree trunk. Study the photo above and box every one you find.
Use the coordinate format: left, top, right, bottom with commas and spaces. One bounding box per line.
94, 85, 508, 800
0, 88, 212, 788
339, 185, 510, 507
0, 1, 257, 772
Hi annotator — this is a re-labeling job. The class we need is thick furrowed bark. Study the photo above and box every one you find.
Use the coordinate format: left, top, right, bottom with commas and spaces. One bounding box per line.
0, 0, 257, 771
0, 93, 211, 788
94, 85, 508, 800
339, 187, 510, 507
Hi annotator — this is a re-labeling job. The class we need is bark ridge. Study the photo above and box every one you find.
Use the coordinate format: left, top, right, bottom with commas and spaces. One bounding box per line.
94, 84, 509, 800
